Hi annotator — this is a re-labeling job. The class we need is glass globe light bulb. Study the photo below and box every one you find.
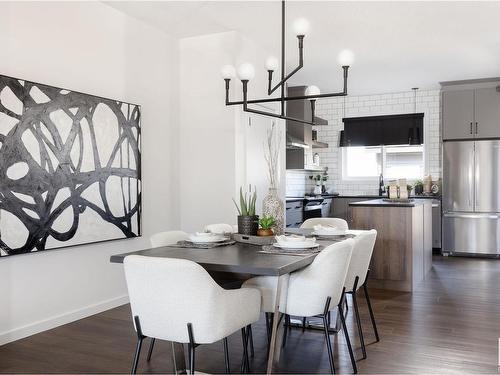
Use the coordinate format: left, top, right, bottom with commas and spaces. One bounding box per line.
292, 18, 310, 36
338, 49, 355, 66
220, 64, 236, 79
265, 56, 279, 72
237, 63, 256, 81
305, 85, 321, 97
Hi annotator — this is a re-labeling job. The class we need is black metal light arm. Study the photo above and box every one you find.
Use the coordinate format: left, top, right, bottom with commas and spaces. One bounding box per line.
225, 65, 349, 106
267, 36, 305, 95
242, 80, 317, 125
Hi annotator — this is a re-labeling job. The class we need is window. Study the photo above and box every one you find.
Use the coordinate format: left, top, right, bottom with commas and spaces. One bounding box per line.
343, 145, 424, 180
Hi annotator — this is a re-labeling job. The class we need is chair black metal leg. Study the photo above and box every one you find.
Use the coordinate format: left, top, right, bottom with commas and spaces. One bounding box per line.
363, 283, 380, 342
187, 323, 196, 375
352, 291, 367, 359
147, 338, 155, 362
338, 298, 358, 374
248, 325, 255, 357
240, 327, 250, 373
131, 316, 145, 375
265, 313, 271, 344
223, 337, 230, 373
302, 316, 307, 332
282, 315, 290, 348
131, 337, 144, 374
322, 315, 335, 374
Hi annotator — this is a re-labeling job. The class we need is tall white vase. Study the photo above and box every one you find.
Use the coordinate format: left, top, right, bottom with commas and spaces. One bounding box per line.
262, 188, 285, 235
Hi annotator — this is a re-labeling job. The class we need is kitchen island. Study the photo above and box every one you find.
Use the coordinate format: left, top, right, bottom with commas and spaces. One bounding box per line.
349, 199, 432, 292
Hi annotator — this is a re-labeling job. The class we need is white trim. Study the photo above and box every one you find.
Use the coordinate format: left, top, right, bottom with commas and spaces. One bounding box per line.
0, 294, 129, 346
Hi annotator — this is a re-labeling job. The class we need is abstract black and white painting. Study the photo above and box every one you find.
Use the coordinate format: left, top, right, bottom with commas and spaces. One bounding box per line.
0, 74, 141, 257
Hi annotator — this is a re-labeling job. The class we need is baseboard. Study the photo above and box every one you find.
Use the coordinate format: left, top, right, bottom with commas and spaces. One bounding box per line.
0, 295, 129, 346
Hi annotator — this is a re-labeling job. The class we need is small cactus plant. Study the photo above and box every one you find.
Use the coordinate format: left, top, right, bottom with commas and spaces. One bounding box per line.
233, 185, 257, 216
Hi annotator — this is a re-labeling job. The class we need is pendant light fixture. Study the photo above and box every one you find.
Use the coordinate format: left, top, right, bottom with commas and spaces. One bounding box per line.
221, 0, 354, 125
409, 87, 422, 145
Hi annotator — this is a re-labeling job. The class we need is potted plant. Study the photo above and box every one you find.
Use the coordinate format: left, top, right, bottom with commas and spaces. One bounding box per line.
414, 179, 424, 195
233, 185, 259, 235
257, 216, 276, 236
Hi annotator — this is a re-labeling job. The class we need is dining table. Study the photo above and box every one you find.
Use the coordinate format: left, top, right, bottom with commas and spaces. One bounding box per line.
109, 228, 362, 374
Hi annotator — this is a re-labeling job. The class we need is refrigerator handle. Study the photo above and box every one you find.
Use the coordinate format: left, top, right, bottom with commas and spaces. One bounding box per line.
469, 147, 474, 209
469, 122, 473, 134
443, 212, 500, 220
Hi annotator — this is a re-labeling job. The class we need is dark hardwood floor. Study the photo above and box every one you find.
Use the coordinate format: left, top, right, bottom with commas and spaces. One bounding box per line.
1, 256, 499, 374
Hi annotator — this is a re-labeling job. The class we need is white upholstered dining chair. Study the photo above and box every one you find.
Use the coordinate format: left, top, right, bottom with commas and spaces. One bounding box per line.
300, 217, 349, 230
242, 240, 357, 374
204, 223, 236, 234
344, 229, 378, 360
149, 230, 188, 248
124, 255, 261, 374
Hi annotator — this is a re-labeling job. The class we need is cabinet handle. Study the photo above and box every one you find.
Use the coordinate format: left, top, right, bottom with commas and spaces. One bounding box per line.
475, 122, 478, 134
470, 122, 473, 134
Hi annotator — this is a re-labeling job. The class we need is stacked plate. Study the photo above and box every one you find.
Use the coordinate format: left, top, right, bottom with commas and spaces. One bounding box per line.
273, 235, 319, 249
189, 232, 227, 244
311, 225, 346, 236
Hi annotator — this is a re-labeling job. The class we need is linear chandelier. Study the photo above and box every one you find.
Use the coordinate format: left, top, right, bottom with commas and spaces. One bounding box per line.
221, 0, 354, 125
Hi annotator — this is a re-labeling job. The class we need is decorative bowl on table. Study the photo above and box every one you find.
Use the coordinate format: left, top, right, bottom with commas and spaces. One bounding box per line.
274, 235, 319, 249
311, 225, 346, 236
189, 232, 227, 244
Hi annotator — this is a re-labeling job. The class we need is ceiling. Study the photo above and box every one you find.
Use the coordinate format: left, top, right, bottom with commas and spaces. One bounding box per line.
107, 1, 500, 95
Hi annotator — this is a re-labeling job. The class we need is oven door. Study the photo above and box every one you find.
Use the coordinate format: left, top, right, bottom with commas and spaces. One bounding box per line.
303, 200, 323, 220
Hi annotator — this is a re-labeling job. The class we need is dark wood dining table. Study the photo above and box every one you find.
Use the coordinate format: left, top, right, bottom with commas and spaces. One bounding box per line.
110, 229, 358, 374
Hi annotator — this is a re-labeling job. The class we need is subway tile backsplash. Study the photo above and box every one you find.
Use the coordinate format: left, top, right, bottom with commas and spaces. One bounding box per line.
286, 89, 441, 197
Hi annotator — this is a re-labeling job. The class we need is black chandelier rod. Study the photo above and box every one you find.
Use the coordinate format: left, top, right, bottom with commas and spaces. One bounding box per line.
225, 65, 348, 106
242, 80, 316, 125
223, 0, 350, 125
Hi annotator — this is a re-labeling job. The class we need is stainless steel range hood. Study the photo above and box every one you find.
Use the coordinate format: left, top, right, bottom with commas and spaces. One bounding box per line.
286, 133, 309, 149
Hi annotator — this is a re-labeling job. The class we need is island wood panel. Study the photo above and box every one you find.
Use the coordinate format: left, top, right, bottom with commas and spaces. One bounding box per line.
423, 202, 433, 275
411, 206, 424, 288
350, 202, 433, 292
350, 206, 411, 282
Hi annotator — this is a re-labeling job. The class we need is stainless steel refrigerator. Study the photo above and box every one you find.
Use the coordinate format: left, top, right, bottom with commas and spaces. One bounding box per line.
443, 140, 500, 256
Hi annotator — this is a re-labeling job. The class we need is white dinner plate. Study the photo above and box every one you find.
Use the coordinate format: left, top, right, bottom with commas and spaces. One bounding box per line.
189, 235, 226, 244
312, 230, 346, 236
273, 242, 319, 249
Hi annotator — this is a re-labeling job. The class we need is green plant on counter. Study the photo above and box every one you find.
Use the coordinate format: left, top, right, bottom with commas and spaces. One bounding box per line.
259, 215, 276, 229
309, 175, 322, 182
233, 185, 257, 216
414, 179, 423, 188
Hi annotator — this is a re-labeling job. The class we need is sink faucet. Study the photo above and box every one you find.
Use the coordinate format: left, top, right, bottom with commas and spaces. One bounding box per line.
378, 173, 385, 196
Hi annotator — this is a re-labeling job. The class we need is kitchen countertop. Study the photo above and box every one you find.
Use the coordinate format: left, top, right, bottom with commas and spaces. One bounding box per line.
286, 195, 336, 202
349, 198, 432, 207
335, 194, 440, 200
286, 194, 440, 202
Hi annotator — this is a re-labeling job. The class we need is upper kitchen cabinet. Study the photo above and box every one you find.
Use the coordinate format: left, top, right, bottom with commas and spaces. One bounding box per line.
442, 79, 500, 140
475, 88, 500, 139
442, 90, 475, 140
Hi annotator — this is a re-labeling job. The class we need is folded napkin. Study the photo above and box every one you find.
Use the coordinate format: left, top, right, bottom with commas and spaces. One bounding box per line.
313, 225, 345, 234
275, 234, 316, 244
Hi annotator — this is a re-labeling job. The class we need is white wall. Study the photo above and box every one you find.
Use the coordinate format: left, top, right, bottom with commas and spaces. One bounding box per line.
286, 89, 441, 197
178, 32, 285, 232
0, 2, 179, 345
